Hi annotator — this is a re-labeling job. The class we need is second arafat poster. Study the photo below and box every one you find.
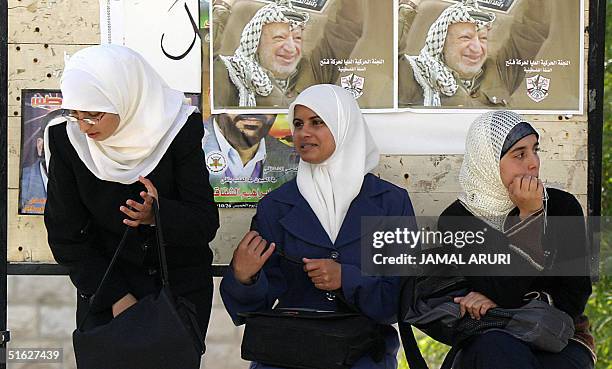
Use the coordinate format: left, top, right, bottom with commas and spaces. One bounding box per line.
398, 0, 584, 113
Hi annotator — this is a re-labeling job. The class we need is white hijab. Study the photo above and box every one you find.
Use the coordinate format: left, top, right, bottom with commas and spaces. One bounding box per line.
44, 45, 195, 184
288, 85, 379, 243
458, 111, 540, 230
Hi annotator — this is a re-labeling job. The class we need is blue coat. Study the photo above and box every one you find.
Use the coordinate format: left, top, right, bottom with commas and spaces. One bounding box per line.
221, 174, 415, 369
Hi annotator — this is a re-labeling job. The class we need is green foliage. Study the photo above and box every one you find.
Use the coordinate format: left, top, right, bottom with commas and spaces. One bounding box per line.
586, 277, 612, 369
603, 0, 612, 217
594, 1, 612, 368
397, 329, 449, 369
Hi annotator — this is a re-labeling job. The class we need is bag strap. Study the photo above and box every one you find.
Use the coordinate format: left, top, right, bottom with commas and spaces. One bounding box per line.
398, 322, 429, 369
440, 344, 462, 369
77, 198, 168, 330
152, 198, 170, 287
398, 276, 429, 369
77, 225, 131, 330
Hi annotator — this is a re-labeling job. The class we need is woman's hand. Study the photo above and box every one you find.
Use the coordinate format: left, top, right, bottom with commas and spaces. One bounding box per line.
507, 175, 543, 219
112, 293, 138, 317
454, 292, 498, 320
120, 176, 159, 227
232, 231, 275, 285
303, 258, 341, 291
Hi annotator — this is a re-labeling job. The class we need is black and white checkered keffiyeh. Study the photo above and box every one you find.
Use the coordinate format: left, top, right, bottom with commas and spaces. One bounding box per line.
404, 0, 495, 106
220, 0, 309, 107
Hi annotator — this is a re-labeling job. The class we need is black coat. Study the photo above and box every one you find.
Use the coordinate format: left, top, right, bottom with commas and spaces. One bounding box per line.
44, 113, 219, 330
438, 188, 591, 319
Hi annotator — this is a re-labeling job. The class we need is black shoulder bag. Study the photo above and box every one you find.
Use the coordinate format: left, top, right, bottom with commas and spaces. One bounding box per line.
72, 199, 205, 369
238, 245, 387, 369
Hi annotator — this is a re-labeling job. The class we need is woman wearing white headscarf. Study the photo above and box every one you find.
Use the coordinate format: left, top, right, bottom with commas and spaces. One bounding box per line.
437, 111, 595, 368
43, 45, 219, 360
220, 84, 414, 368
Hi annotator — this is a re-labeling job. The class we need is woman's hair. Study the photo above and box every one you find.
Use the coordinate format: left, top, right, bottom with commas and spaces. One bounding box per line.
500, 122, 539, 159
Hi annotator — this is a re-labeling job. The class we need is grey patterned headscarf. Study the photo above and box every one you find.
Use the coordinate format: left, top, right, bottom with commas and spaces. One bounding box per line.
405, 0, 495, 106
220, 0, 309, 107
458, 111, 543, 231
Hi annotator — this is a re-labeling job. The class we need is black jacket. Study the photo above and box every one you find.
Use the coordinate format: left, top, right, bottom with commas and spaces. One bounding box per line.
44, 113, 220, 313
438, 188, 591, 319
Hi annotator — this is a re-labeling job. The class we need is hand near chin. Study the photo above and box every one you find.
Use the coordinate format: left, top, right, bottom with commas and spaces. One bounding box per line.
507, 175, 543, 218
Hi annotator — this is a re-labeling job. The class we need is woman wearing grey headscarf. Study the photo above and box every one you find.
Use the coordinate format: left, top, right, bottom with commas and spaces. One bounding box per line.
437, 111, 595, 368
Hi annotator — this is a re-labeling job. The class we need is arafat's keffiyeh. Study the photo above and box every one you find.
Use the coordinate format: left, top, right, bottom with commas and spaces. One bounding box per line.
220, 0, 309, 107
405, 0, 495, 106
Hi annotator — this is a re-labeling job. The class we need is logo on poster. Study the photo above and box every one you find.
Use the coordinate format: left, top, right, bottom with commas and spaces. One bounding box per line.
443, 0, 516, 13
340, 73, 365, 99
526, 74, 550, 103
257, 0, 329, 12
206, 151, 228, 173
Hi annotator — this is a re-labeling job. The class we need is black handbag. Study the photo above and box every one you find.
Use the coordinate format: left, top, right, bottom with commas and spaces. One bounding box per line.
238, 245, 386, 369
240, 303, 386, 369
398, 276, 575, 369
72, 199, 204, 369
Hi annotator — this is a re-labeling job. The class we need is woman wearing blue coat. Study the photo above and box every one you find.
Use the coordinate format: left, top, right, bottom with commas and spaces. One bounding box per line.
221, 84, 415, 369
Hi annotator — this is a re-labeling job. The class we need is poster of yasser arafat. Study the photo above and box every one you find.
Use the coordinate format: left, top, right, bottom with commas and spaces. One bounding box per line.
210, 0, 395, 112
397, 0, 583, 113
